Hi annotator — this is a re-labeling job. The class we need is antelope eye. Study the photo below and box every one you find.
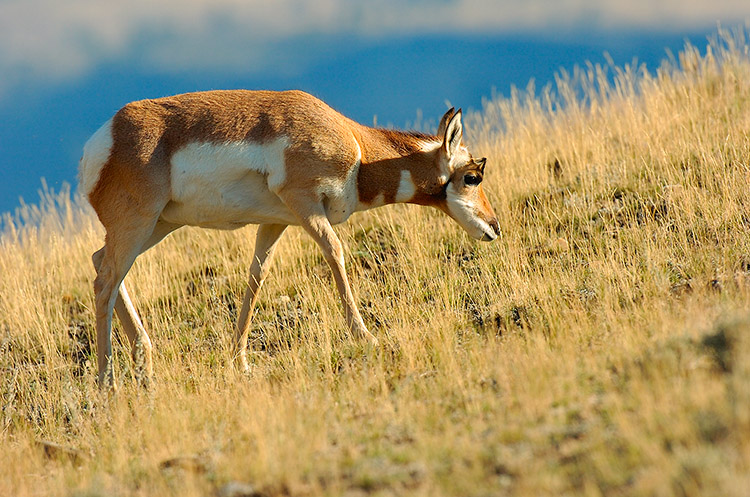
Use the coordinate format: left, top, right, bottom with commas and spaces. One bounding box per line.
464, 174, 482, 186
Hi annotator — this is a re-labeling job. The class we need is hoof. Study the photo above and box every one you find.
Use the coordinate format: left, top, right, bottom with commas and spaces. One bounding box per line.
355, 327, 379, 347
135, 372, 153, 390
365, 333, 379, 347
233, 353, 251, 375
98, 371, 116, 392
132, 341, 153, 389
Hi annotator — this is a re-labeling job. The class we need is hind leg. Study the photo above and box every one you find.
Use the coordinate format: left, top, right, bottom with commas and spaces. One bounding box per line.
92, 221, 179, 387
94, 218, 167, 389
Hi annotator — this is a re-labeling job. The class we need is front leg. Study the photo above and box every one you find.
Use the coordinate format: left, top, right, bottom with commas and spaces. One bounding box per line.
275, 189, 378, 344
288, 203, 378, 345
305, 214, 378, 344
273, 180, 378, 344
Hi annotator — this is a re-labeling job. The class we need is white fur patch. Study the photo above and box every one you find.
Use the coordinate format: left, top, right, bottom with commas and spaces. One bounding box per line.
161, 138, 296, 228
172, 138, 289, 197
438, 170, 451, 186
79, 118, 113, 197
449, 146, 471, 171
357, 192, 385, 211
320, 140, 361, 225
372, 193, 386, 207
419, 141, 441, 153
161, 169, 295, 228
445, 182, 493, 240
395, 170, 416, 203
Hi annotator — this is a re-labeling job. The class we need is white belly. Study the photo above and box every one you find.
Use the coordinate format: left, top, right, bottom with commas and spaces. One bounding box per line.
160, 139, 297, 228
161, 170, 297, 228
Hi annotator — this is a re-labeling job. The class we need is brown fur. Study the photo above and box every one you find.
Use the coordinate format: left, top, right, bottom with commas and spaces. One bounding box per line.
90, 90, 362, 223
354, 127, 444, 205
89, 90, 468, 219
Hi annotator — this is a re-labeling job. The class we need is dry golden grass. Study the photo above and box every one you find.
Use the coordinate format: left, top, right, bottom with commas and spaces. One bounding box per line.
2, 26, 750, 497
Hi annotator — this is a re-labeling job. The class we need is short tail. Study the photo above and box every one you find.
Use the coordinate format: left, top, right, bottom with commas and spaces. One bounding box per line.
78, 118, 114, 198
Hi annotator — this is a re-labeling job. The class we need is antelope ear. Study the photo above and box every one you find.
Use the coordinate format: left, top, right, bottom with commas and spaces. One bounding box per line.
443, 108, 463, 159
437, 107, 455, 138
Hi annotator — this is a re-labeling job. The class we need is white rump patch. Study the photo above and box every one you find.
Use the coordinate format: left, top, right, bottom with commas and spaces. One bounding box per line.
78, 118, 113, 197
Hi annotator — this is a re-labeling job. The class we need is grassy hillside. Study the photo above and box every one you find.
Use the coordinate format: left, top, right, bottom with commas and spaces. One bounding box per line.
2, 27, 750, 497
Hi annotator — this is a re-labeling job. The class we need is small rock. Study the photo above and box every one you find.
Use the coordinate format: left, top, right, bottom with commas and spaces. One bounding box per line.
216, 481, 262, 497
669, 279, 693, 296
342, 489, 369, 497
159, 454, 211, 474
37, 440, 83, 465
276, 295, 292, 306
551, 237, 569, 253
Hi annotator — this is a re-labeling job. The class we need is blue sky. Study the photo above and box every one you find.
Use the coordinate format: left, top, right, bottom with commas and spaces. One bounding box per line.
0, 0, 747, 216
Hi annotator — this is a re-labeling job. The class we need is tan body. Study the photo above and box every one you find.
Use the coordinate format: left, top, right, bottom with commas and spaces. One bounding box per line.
80, 90, 499, 388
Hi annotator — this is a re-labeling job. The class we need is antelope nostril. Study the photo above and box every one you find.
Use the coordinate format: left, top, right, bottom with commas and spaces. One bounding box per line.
489, 218, 500, 236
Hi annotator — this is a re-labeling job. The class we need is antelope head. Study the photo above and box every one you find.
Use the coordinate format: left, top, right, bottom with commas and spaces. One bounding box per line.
434, 108, 500, 242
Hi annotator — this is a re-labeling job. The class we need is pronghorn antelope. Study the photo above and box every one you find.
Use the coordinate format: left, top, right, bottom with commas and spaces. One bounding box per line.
79, 90, 499, 388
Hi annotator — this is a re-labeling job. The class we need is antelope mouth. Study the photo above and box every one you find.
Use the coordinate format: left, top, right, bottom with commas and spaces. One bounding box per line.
480, 218, 501, 242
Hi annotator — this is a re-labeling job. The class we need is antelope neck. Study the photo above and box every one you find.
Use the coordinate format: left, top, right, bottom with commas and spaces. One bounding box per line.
354, 126, 441, 207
